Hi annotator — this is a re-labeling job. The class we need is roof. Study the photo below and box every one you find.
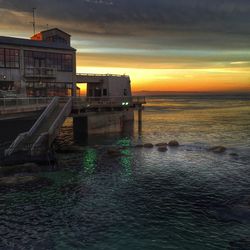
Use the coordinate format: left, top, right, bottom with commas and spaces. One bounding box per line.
40, 28, 71, 37
0, 36, 76, 51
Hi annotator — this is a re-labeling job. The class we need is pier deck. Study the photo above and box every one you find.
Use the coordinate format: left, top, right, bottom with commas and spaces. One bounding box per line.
1, 96, 146, 157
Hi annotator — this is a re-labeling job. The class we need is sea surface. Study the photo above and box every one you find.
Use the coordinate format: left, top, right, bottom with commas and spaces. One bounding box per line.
1, 94, 250, 250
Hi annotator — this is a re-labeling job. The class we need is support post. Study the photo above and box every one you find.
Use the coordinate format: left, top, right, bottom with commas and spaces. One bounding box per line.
73, 116, 88, 143
138, 107, 142, 134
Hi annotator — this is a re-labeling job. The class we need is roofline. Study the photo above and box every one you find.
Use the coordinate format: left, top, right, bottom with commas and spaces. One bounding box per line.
0, 36, 76, 51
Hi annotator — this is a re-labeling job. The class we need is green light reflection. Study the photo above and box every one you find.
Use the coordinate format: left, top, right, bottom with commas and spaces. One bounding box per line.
83, 148, 97, 175
117, 138, 133, 177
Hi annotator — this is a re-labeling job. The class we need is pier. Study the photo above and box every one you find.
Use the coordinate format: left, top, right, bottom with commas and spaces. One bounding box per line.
1, 95, 145, 158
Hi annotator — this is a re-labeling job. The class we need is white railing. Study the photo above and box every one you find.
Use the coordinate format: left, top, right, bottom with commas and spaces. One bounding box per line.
31, 97, 72, 155
0, 97, 52, 110
48, 97, 72, 144
4, 97, 59, 156
24, 67, 56, 78
76, 73, 130, 78
4, 132, 28, 156
28, 97, 59, 137
72, 96, 146, 107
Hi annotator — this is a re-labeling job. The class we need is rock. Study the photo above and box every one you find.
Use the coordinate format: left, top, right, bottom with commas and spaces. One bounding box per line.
158, 146, 168, 152
144, 143, 154, 148
155, 143, 168, 147
0, 163, 41, 177
168, 140, 180, 147
0, 175, 52, 191
56, 145, 85, 154
135, 144, 144, 148
208, 146, 227, 153
229, 153, 239, 158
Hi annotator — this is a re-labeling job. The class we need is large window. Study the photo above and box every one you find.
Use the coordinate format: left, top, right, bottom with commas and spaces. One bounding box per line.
0, 48, 20, 68
24, 50, 73, 72
0, 48, 4, 68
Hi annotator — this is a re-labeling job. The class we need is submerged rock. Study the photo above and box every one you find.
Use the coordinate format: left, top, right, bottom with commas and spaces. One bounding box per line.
158, 146, 168, 152
56, 145, 85, 154
229, 153, 239, 158
107, 149, 125, 157
0, 175, 52, 191
155, 143, 168, 147
168, 140, 180, 147
143, 143, 154, 148
208, 146, 227, 153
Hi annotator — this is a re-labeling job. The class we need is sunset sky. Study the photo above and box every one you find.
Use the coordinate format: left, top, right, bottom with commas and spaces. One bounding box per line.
1, 0, 250, 92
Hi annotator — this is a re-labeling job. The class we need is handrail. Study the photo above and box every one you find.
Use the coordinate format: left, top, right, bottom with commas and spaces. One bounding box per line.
72, 96, 145, 106
30, 132, 49, 156
28, 97, 59, 137
76, 73, 130, 78
0, 97, 52, 109
48, 97, 72, 139
4, 97, 58, 156
30, 97, 72, 155
4, 132, 28, 156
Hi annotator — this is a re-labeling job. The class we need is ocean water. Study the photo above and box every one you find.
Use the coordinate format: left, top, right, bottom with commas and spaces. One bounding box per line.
1, 94, 250, 250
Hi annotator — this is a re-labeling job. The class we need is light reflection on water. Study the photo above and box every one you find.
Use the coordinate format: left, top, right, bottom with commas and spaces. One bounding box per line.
1, 95, 250, 250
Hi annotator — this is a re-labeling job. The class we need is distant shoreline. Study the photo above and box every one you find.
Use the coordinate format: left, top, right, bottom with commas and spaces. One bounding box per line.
132, 91, 250, 96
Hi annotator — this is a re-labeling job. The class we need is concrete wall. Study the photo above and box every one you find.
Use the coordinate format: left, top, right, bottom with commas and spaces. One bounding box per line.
73, 109, 134, 137
108, 77, 131, 97
84, 76, 131, 98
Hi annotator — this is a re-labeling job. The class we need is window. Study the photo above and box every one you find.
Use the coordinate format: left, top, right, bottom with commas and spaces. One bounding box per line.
124, 89, 128, 96
62, 54, 73, 71
88, 89, 93, 97
103, 88, 107, 96
0, 48, 4, 68
0, 48, 20, 68
24, 50, 73, 72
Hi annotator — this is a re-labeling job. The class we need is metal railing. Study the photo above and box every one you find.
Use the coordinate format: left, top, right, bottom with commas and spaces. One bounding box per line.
73, 96, 146, 107
24, 67, 56, 78
28, 97, 59, 137
76, 73, 130, 78
0, 97, 52, 110
4, 97, 59, 156
31, 97, 72, 155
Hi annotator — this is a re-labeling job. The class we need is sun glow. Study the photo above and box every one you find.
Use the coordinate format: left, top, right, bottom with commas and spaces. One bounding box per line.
77, 65, 250, 93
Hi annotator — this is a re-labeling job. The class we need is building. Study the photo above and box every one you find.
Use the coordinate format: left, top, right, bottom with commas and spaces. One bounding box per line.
76, 74, 132, 98
0, 28, 76, 97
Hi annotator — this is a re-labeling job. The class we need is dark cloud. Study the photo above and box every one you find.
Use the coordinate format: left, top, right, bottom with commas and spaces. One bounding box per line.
1, 0, 250, 50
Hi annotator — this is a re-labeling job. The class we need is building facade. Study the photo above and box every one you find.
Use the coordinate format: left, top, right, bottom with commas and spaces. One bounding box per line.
0, 28, 76, 97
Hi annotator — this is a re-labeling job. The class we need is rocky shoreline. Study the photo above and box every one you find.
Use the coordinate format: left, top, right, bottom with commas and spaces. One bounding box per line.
0, 140, 241, 192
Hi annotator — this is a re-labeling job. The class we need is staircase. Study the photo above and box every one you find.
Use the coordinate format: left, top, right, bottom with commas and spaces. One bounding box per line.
5, 97, 72, 157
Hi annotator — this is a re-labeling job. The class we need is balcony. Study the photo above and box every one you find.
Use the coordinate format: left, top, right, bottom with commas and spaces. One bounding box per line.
24, 67, 56, 79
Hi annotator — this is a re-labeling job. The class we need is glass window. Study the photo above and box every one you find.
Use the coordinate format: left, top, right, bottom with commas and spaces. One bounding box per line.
103, 89, 107, 96
62, 54, 73, 72
0, 48, 4, 67
24, 50, 73, 72
4, 49, 20, 68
